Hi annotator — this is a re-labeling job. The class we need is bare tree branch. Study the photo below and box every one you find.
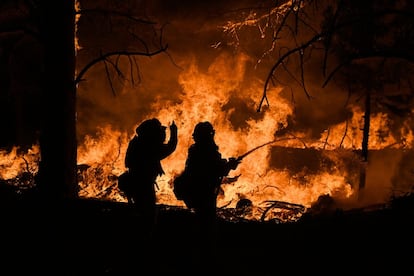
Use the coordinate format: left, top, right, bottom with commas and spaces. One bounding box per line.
258, 34, 321, 111
75, 45, 168, 85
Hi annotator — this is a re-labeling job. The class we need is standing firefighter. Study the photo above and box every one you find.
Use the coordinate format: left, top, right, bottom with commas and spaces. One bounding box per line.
174, 121, 240, 272
182, 121, 240, 223
123, 118, 178, 235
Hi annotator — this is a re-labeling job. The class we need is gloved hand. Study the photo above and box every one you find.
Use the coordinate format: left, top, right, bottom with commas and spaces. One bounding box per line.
228, 157, 241, 170
169, 121, 177, 134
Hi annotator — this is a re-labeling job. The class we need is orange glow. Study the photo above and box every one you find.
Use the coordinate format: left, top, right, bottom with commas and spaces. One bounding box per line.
74, 52, 412, 221
0, 145, 39, 181
75, 0, 81, 53
2, 50, 413, 223
1, 0, 413, 226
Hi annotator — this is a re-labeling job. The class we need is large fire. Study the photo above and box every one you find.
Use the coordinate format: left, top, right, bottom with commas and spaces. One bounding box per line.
3, 51, 413, 223
1, 1, 413, 223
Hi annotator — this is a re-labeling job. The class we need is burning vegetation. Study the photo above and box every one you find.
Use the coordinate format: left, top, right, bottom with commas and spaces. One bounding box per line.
2, 70, 413, 222
1, 1, 414, 223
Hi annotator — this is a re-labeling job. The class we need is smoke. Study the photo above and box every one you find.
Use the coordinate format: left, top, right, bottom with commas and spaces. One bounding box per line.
76, 54, 183, 140
76, 0, 264, 139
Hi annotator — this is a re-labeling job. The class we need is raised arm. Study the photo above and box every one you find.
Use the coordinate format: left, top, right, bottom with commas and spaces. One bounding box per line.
160, 121, 178, 159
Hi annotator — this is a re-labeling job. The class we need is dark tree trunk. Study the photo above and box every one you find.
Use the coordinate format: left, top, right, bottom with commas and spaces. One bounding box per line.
359, 92, 371, 190
361, 93, 371, 162
36, 0, 78, 201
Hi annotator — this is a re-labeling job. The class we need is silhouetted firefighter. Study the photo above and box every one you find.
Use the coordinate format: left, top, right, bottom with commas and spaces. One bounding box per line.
174, 122, 240, 218
173, 135, 277, 208
172, 121, 240, 271
119, 118, 178, 236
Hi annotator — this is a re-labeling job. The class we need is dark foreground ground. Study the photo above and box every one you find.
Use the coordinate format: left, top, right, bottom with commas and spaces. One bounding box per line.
1, 193, 414, 275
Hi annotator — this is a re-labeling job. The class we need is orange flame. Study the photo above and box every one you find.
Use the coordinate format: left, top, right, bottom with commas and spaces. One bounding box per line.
75, 52, 413, 218
2, 52, 413, 222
